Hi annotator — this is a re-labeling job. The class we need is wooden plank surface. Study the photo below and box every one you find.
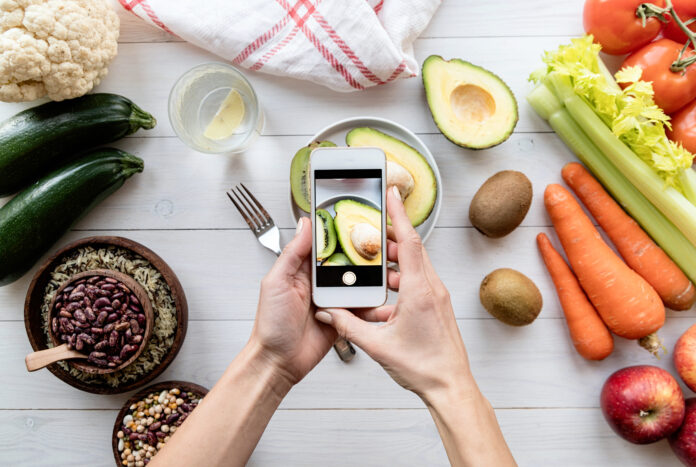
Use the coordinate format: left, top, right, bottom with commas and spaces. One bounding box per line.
0, 1, 691, 466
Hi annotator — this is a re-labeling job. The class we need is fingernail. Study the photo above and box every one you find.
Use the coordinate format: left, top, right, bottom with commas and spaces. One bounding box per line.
315, 311, 332, 324
391, 186, 401, 201
295, 217, 305, 237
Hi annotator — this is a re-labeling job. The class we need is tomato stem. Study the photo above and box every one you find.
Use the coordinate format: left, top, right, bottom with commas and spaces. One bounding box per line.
638, 0, 696, 72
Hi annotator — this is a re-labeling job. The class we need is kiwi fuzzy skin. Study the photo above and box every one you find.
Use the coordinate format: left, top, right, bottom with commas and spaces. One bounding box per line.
480, 268, 542, 326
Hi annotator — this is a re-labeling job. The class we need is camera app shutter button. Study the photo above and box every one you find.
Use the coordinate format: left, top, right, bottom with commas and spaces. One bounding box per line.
342, 271, 357, 286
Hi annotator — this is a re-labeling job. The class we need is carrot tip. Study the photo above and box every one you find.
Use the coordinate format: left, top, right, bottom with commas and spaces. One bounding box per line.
638, 333, 667, 358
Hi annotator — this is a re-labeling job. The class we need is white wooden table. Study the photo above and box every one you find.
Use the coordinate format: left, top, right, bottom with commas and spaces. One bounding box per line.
0, 1, 689, 465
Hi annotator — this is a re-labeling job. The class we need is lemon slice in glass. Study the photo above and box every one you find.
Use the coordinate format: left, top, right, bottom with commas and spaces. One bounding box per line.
204, 89, 245, 140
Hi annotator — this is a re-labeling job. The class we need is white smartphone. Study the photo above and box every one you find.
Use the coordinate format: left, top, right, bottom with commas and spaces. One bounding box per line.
310, 146, 387, 308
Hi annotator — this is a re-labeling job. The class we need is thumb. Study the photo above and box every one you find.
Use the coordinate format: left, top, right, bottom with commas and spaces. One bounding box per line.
315, 308, 379, 353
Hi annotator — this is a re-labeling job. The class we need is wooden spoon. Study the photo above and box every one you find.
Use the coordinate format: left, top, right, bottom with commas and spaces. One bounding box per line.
25, 343, 88, 371
25, 269, 153, 374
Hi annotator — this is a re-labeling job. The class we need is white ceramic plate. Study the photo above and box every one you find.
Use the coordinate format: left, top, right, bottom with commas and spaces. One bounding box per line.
290, 117, 442, 243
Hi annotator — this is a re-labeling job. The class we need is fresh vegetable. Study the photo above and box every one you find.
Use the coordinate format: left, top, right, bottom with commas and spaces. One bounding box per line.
601, 366, 685, 445
675, 324, 696, 392
479, 268, 542, 326
469, 170, 532, 238
544, 184, 665, 352
562, 162, 696, 310
346, 127, 437, 226
621, 38, 696, 114
536, 233, 614, 361
528, 36, 696, 282
0, 0, 120, 102
669, 99, 696, 154
290, 140, 336, 213
583, 0, 665, 55
664, 0, 696, 44
0, 93, 156, 196
421, 55, 518, 149
670, 398, 696, 467
0, 148, 143, 286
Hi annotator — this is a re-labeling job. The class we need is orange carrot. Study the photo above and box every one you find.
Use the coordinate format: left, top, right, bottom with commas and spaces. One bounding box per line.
544, 184, 664, 352
537, 233, 614, 360
562, 162, 696, 311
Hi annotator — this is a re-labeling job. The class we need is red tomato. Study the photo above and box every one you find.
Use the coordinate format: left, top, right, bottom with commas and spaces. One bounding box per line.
622, 39, 696, 114
669, 99, 696, 155
664, 0, 696, 44
584, 0, 665, 55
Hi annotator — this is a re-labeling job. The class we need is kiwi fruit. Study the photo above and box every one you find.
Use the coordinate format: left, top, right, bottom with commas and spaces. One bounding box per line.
290, 140, 336, 212
479, 268, 542, 326
315, 209, 337, 261
323, 252, 352, 266
469, 170, 532, 238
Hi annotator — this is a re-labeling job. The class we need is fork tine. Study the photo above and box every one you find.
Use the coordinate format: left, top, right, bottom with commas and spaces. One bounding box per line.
227, 190, 258, 230
240, 183, 271, 223
236, 185, 268, 226
233, 186, 265, 228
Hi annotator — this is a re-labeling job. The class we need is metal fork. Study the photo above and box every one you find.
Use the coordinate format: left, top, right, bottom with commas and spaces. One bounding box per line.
227, 183, 356, 363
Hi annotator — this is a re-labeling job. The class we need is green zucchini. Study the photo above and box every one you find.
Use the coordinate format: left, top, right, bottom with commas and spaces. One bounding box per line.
0, 148, 144, 286
0, 93, 155, 196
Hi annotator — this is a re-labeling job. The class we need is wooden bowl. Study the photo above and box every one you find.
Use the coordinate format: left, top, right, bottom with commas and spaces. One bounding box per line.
47, 269, 154, 374
111, 380, 209, 466
25, 236, 188, 394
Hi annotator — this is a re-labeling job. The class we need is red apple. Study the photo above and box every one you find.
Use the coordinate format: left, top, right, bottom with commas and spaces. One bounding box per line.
670, 398, 696, 467
601, 365, 685, 444
675, 324, 696, 392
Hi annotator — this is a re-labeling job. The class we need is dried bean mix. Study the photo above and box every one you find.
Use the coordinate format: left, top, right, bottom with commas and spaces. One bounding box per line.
117, 387, 202, 466
51, 274, 147, 368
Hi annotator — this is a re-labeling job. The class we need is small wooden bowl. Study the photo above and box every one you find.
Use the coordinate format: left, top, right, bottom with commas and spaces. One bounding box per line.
25, 236, 188, 394
111, 380, 209, 466
47, 269, 154, 374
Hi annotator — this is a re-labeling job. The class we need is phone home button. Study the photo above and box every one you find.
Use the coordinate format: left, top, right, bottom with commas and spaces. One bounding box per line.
342, 271, 357, 286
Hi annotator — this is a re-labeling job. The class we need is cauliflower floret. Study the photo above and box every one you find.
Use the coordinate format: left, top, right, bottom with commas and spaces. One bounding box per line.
0, 0, 119, 102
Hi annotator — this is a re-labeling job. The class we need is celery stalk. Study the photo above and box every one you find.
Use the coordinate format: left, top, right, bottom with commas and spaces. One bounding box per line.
547, 73, 696, 247
528, 83, 696, 283
680, 168, 696, 206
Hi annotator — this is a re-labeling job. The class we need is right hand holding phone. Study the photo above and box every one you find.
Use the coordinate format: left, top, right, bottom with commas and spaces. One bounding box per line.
314, 186, 476, 401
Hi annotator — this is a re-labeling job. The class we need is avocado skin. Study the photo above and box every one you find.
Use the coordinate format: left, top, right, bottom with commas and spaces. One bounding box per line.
422, 55, 518, 150
290, 140, 336, 212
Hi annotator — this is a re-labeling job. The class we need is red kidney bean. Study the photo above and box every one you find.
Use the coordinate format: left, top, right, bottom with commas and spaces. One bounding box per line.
85, 307, 95, 321
114, 322, 130, 332
112, 299, 121, 309
129, 433, 140, 441
130, 319, 140, 334
73, 309, 86, 322
94, 340, 108, 351
155, 431, 166, 439
130, 334, 143, 345
147, 431, 157, 446
104, 323, 115, 333
165, 413, 180, 424
106, 313, 119, 323
93, 297, 111, 309
96, 311, 107, 325
149, 422, 161, 431
109, 330, 119, 347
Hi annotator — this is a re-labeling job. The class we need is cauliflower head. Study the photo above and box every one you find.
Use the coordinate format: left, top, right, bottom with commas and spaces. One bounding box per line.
0, 0, 119, 102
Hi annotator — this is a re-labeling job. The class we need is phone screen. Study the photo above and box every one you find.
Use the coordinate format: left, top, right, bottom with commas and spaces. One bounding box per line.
314, 169, 383, 288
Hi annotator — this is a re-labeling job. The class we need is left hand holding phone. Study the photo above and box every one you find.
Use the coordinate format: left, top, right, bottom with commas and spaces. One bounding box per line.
249, 216, 337, 385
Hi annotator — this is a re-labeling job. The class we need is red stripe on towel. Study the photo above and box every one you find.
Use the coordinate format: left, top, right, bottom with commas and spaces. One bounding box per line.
250, 24, 301, 71
276, 0, 364, 90
233, 16, 292, 65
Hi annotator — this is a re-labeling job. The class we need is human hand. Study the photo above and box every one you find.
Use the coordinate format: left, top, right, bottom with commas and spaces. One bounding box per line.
314, 187, 475, 401
248, 217, 337, 385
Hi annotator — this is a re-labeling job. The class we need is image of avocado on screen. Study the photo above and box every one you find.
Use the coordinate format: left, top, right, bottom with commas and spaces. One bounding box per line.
314, 174, 382, 268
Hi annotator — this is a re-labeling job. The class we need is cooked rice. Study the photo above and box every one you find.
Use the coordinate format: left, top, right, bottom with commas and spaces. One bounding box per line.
40, 246, 178, 387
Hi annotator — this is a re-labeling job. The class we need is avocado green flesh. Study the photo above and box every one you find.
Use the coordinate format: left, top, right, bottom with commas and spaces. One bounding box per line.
290, 140, 336, 212
346, 127, 436, 227
422, 55, 518, 149
315, 209, 337, 261
323, 252, 352, 266
334, 199, 382, 266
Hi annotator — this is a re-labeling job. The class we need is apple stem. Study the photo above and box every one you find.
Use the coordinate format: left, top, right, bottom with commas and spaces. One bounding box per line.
638, 333, 667, 358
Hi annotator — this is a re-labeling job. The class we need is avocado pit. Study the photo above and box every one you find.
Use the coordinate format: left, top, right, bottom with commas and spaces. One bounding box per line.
350, 222, 381, 260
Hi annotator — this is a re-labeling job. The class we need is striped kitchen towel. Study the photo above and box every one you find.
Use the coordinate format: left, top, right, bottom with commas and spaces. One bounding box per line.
118, 0, 441, 91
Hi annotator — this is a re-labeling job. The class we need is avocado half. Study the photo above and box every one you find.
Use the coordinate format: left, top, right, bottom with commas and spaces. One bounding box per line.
334, 199, 382, 266
346, 127, 436, 227
422, 55, 518, 149
323, 252, 352, 266
315, 209, 337, 261
290, 140, 336, 212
